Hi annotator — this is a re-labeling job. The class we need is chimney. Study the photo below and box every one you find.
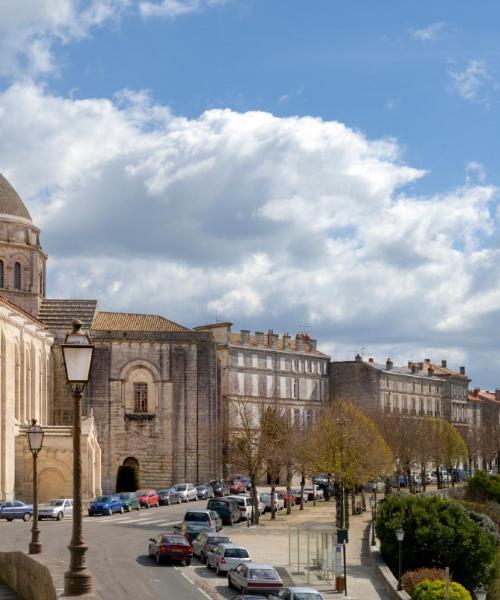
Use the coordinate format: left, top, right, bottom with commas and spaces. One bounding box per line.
496, 389, 500, 402
411, 364, 418, 374
460, 366, 465, 376
355, 353, 362, 362
368, 357, 374, 363
295, 333, 305, 351
309, 338, 317, 351
255, 331, 265, 346
441, 360, 447, 368
241, 329, 250, 345
473, 387, 480, 398
386, 358, 393, 371
268, 330, 279, 348
408, 360, 413, 369
424, 358, 431, 363
428, 366, 434, 377
283, 332, 291, 348
417, 362, 423, 370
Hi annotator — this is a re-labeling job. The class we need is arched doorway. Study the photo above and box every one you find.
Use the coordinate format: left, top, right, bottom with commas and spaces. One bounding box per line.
123, 457, 139, 469
117, 457, 140, 492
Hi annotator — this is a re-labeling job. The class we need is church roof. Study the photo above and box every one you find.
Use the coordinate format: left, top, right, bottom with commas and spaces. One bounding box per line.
39, 299, 98, 330
0, 173, 32, 221
93, 311, 190, 333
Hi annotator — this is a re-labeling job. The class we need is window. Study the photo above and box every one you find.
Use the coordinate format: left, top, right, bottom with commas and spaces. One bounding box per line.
292, 359, 299, 372
267, 375, 274, 397
237, 373, 244, 394
251, 374, 258, 396
280, 358, 286, 371
294, 409, 301, 426
237, 352, 244, 367
293, 378, 299, 400
306, 360, 311, 372
266, 355, 273, 369
134, 382, 148, 412
252, 354, 258, 368
14, 262, 21, 290
0, 260, 3, 287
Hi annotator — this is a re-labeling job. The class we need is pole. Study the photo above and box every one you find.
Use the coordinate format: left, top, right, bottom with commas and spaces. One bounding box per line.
29, 450, 42, 554
445, 567, 449, 600
343, 542, 347, 597
288, 524, 291, 566
64, 387, 93, 595
397, 540, 403, 591
307, 532, 310, 584
371, 504, 376, 546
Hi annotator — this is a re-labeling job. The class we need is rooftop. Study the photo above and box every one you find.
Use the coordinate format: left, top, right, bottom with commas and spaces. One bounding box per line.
39, 299, 98, 330
0, 173, 32, 222
93, 311, 190, 333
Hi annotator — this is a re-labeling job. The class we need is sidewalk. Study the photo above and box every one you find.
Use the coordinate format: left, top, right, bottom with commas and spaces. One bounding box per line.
191, 499, 391, 600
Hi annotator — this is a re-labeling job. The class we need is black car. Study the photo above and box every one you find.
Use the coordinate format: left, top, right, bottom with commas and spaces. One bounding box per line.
196, 484, 214, 500
158, 488, 181, 506
209, 479, 230, 497
207, 497, 241, 526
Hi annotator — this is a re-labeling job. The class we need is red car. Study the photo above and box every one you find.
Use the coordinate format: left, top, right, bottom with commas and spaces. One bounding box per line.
277, 490, 296, 507
148, 533, 192, 565
135, 489, 159, 508
229, 479, 246, 494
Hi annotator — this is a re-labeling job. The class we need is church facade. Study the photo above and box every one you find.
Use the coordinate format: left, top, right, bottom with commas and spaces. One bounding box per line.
0, 172, 222, 500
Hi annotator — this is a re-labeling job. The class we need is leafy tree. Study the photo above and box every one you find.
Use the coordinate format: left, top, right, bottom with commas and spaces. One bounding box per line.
412, 579, 472, 600
375, 495, 498, 592
466, 471, 500, 504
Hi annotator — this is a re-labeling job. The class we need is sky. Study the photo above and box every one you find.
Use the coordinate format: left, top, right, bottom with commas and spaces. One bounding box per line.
1, 0, 500, 387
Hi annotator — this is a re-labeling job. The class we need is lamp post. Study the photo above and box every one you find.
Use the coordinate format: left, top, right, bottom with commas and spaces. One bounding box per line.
369, 495, 376, 546
476, 587, 487, 600
27, 419, 44, 554
396, 527, 405, 591
61, 319, 95, 596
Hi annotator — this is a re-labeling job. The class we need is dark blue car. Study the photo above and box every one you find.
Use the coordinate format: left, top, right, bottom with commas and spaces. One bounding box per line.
88, 495, 124, 516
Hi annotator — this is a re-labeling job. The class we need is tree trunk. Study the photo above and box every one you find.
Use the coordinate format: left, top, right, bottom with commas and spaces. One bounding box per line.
251, 480, 260, 525
271, 481, 276, 520
300, 473, 305, 511
351, 488, 356, 516
421, 465, 426, 493
286, 471, 292, 515
344, 488, 350, 529
335, 482, 343, 528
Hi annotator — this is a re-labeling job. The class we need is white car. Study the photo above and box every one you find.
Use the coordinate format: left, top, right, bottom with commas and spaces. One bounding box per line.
206, 543, 251, 574
173, 483, 197, 502
304, 486, 324, 501
260, 492, 285, 512
38, 498, 73, 521
269, 587, 325, 599
227, 495, 254, 520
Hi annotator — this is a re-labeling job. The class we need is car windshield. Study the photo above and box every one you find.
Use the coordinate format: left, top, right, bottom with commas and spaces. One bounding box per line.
294, 594, 324, 600
249, 568, 279, 580
96, 496, 110, 502
260, 493, 271, 498
135, 490, 148, 496
158, 489, 170, 494
209, 500, 226, 508
209, 536, 230, 544
225, 548, 249, 558
231, 498, 244, 506
175, 484, 187, 491
48, 500, 64, 506
196, 485, 206, 490
163, 536, 189, 545
185, 512, 209, 522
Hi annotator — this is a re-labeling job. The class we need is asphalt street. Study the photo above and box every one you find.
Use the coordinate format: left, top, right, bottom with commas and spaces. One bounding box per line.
0, 499, 217, 600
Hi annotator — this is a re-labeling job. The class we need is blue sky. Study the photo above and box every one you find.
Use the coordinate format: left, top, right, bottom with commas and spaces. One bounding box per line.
1, 0, 500, 387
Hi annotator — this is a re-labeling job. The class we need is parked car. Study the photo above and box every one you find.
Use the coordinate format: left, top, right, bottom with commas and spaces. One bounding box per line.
313, 473, 329, 485
207, 497, 241, 526
38, 498, 73, 520
192, 532, 231, 562
364, 479, 385, 493
0, 500, 33, 521
237, 476, 252, 491
183, 509, 222, 534
291, 488, 308, 503
269, 587, 326, 599
174, 483, 198, 502
158, 488, 181, 506
88, 495, 124, 516
229, 479, 247, 494
277, 490, 296, 507
117, 492, 140, 512
227, 495, 255, 521
179, 522, 212, 543
196, 484, 214, 500
210, 480, 230, 497
148, 532, 193, 565
230, 596, 268, 600
135, 489, 160, 508
207, 543, 251, 575
260, 492, 285, 512
228, 563, 283, 595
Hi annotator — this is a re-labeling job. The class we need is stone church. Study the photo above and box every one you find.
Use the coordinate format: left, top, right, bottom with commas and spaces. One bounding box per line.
0, 172, 221, 501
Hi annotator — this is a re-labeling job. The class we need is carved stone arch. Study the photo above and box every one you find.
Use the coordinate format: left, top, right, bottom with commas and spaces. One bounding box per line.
119, 359, 161, 382
120, 360, 160, 415
38, 466, 72, 502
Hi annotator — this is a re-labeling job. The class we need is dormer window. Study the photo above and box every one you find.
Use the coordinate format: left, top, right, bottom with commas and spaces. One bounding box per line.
14, 262, 21, 290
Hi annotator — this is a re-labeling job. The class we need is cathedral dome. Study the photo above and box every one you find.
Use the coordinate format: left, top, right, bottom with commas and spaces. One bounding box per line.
0, 173, 32, 222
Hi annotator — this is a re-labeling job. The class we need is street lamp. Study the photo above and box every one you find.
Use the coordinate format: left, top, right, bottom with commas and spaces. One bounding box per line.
27, 419, 44, 554
369, 495, 376, 546
396, 527, 405, 591
61, 319, 95, 596
476, 587, 487, 600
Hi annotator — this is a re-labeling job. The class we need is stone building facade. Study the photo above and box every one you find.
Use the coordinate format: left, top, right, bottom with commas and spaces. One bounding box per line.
195, 323, 330, 476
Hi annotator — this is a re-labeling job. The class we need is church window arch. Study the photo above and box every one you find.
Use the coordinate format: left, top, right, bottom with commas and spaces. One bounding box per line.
14, 262, 21, 290
121, 363, 158, 415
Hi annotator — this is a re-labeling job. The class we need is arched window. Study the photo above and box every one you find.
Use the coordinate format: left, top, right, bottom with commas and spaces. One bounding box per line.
14, 262, 21, 290
0, 260, 3, 288
134, 382, 148, 412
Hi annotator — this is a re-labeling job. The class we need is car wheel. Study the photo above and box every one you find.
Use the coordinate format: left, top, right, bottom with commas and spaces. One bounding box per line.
119, 506, 125, 514
156, 501, 159, 508
200, 552, 206, 563
185, 559, 191, 566
166, 498, 170, 506
57, 512, 64, 521
177, 497, 181, 504
229, 515, 234, 526
6, 518, 13, 522
216, 564, 221, 576
107, 508, 112, 516
23, 513, 31, 522
227, 575, 235, 589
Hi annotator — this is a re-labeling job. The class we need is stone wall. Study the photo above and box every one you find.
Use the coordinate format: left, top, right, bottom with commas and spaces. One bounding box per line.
330, 361, 380, 409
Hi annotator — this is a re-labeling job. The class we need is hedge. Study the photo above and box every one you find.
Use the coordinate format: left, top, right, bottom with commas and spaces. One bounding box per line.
412, 579, 471, 600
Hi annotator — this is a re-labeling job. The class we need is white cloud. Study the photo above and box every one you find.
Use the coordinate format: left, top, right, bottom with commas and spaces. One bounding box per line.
466, 161, 486, 184
410, 21, 447, 42
448, 60, 496, 106
139, 0, 226, 19
1, 81, 499, 385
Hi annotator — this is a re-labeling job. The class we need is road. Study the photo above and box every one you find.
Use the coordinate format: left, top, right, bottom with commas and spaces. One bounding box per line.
0, 499, 218, 600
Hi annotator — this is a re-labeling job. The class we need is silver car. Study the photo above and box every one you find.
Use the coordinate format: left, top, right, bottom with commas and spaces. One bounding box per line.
206, 543, 250, 575
174, 483, 198, 502
269, 587, 326, 599
38, 498, 73, 521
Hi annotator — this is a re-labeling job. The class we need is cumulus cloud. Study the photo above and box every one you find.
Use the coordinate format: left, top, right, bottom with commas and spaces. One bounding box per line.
410, 21, 447, 42
1, 81, 499, 384
448, 60, 496, 106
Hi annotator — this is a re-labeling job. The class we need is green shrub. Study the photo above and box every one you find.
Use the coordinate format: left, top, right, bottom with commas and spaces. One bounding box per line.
375, 494, 498, 592
412, 579, 471, 600
115, 465, 140, 492
402, 568, 445, 597
458, 500, 500, 531
466, 471, 500, 504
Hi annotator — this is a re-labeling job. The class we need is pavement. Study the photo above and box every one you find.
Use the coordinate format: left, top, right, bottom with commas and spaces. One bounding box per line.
0, 585, 19, 600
